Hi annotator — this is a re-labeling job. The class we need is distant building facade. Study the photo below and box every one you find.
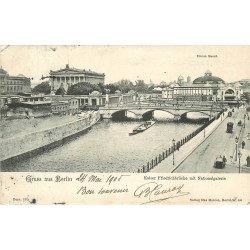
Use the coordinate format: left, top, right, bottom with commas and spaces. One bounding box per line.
0, 94, 45, 108
0, 67, 31, 94
47, 91, 136, 110
51, 101, 69, 115
49, 64, 105, 92
50, 96, 79, 115
162, 70, 243, 102
7, 101, 52, 118
162, 87, 173, 100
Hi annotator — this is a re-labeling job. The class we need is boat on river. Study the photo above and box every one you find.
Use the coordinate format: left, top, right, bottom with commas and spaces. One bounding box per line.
129, 120, 156, 136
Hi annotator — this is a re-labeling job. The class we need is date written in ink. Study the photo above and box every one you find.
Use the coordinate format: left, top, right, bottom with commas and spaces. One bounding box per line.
106, 174, 130, 185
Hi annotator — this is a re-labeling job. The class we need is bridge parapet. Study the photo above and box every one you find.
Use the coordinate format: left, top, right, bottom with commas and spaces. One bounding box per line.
99, 104, 222, 119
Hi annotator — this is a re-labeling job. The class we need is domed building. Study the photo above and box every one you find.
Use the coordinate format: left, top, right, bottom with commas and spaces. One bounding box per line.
193, 70, 224, 85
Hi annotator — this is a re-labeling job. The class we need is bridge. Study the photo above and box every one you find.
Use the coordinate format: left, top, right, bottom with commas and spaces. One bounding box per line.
99, 103, 223, 120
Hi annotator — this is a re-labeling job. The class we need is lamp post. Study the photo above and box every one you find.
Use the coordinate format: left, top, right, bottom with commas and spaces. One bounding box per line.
244, 114, 246, 128
235, 136, 239, 161
238, 150, 242, 174
172, 139, 175, 165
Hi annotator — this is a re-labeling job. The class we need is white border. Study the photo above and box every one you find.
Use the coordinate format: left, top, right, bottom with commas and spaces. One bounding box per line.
1, 1, 250, 250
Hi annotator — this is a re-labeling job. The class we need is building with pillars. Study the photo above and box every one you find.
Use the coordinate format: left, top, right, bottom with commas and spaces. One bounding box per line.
162, 70, 243, 103
0, 67, 31, 94
49, 64, 105, 92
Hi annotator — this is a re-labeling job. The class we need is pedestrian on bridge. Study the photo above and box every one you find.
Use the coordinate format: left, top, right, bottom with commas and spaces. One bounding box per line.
177, 142, 180, 151
242, 140, 246, 149
247, 156, 250, 167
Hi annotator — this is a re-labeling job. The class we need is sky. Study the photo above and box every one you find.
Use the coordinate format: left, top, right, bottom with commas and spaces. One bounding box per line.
1, 45, 250, 86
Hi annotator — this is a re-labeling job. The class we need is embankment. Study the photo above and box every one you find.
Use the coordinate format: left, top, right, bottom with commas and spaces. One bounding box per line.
0, 111, 100, 163
138, 111, 226, 173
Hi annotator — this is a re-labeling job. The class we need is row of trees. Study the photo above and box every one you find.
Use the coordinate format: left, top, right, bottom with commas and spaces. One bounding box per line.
32, 79, 157, 95
32, 81, 51, 95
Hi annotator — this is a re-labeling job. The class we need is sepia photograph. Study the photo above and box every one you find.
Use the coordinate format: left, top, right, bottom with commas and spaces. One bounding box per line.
0, 45, 250, 174
1, 2, 250, 250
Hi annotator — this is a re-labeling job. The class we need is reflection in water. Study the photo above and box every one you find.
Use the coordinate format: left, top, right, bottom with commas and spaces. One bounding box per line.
1, 117, 201, 172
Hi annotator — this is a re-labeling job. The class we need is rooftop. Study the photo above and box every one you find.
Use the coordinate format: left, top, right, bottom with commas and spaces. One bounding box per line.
50, 64, 105, 76
0, 67, 8, 75
193, 70, 224, 84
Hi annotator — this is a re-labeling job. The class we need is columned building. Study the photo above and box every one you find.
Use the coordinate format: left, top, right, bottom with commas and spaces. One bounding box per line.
0, 67, 31, 94
49, 64, 105, 92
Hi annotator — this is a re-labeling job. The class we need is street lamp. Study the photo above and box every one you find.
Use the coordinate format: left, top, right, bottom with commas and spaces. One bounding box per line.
244, 114, 246, 128
238, 150, 242, 174
172, 139, 175, 165
235, 136, 239, 161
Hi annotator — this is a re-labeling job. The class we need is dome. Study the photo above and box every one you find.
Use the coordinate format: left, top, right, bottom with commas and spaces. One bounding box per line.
193, 70, 224, 85
178, 75, 184, 80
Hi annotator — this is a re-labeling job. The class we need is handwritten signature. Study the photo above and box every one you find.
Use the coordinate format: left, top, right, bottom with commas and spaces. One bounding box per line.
134, 182, 190, 205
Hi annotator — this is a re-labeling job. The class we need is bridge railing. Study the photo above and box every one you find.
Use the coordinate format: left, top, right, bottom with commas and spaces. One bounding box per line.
137, 110, 225, 173
100, 102, 223, 111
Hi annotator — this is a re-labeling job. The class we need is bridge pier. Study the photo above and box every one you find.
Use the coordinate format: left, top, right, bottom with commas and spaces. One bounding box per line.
100, 110, 113, 119
135, 114, 143, 120
173, 114, 181, 121
102, 113, 112, 119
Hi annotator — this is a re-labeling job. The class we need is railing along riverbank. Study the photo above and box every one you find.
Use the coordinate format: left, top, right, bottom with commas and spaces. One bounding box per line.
138, 111, 224, 173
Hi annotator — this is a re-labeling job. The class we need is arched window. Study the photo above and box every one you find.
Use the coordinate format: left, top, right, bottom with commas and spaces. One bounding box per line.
225, 89, 234, 95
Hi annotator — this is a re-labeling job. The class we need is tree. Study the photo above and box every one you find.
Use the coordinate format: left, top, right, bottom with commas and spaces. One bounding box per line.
32, 81, 51, 94
98, 82, 105, 94
67, 82, 101, 95
116, 79, 134, 93
242, 92, 250, 104
105, 83, 118, 94
133, 80, 149, 93
55, 87, 66, 96
106, 79, 134, 93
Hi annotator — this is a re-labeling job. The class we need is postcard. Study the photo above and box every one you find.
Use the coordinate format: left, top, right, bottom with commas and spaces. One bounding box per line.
0, 45, 250, 204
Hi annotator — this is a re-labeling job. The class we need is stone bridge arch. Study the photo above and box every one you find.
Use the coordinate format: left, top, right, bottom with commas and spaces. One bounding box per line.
100, 106, 221, 120
180, 110, 211, 121
141, 109, 177, 120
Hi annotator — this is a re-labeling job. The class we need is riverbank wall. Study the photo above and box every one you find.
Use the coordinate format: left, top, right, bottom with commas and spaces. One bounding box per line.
0, 111, 100, 164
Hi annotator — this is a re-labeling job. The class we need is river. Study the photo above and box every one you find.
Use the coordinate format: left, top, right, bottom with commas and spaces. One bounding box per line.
1, 115, 202, 172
